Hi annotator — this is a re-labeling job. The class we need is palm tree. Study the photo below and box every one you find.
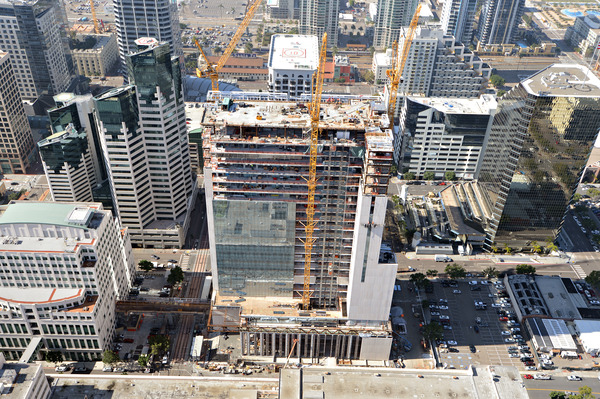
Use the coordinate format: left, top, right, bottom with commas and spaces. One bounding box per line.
490, 245, 499, 254
426, 269, 438, 278
504, 243, 512, 254
218, 3, 224, 18
482, 266, 498, 279
531, 241, 542, 254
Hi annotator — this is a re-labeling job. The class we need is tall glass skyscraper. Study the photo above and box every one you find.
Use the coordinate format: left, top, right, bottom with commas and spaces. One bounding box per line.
95, 38, 194, 248
478, 64, 600, 249
476, 0, 524, 45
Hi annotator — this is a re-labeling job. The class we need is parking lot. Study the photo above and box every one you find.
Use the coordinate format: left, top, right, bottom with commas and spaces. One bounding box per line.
423, 279, 533, 371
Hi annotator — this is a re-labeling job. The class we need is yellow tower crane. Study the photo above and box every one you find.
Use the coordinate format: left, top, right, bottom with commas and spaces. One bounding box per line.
386, 4, 421, 128
194, 0, 262, 93
90, 0, 101, 34
301, 33, 328, 311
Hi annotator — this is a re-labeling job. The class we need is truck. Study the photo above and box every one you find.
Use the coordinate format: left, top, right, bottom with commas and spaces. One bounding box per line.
435, 255, 452, 262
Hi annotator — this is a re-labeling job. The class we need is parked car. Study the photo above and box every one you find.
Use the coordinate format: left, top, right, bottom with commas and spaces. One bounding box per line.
523, 374, 533, 379
567, 375, 582, 381
447, 340, 458, 346
469, 345, 476, 353
102, 365, 113, 372
453, 290, 461, 294
55, 364, 70, 372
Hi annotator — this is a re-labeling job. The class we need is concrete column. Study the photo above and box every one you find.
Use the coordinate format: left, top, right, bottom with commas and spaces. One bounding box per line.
272, 333, 276, 357
241, 332, 246, 355
334, 335, 341, 359
285, 334, 290, 359
310, 334, 316, 361
295, 334, 301, 359
353, 336, 361, 359
260, 333, 265, 356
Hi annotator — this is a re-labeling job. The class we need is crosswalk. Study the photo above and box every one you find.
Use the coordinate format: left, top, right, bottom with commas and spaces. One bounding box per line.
572, 264, 587, 279
180, 253, 191, 271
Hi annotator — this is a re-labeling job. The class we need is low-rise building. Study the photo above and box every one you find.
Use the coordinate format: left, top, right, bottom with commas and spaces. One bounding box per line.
0, 202, 134, 361
0, 352, 51, 398
205, 55, 268, 81
71, 34, 119, 77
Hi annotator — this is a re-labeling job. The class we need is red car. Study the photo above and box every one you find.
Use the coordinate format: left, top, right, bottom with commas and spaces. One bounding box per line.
123, 338, 134, 343
523, 374, 533, 379
499, 317, 508, 322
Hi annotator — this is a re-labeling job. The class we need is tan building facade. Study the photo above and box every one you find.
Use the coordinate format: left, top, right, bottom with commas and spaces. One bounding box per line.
72, 34, 119, 77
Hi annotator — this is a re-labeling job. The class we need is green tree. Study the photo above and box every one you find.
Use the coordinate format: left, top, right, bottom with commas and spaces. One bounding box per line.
139, 259, 153, 272
516, 264, 536, 275
244, 42, 253, 54
404, 172, 416, 180
167, 266, 185, 286
410, 272, 429, 289
422, 321, 444, 342
180, 23, 189, 30
444, 171, 456, 181
504, 244, 512, 254
445, 263, 466, 279
149, 335, 170, 356
585, 270, 600, 289
423, 171, 435, 180
575, 385, 594, 399
391, 164, 398, 175
44, 350, 64, 364
490, 245, 499, 253
572, 193, 582, 202
361, 69, 375, 84
102, 350, 120, 365
138, 355, 149, 368
588, 188, 600, 197
546, 243, 558, 253
213, 46, 223, 56
531, 241, 542, 254
549, 392, 566, 399
497, 89, 506, 97
426, 269, 438, 278
369, 46, 376, 57
482, 266, 498, 279
490, 74, 506, 88
331, 46, 339, 56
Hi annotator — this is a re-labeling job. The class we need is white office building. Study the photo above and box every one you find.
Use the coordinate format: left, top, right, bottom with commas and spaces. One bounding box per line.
268, 34, 319, 97
396, 95, 497, 178
112, 0, 182, 67
441, 0, 477, 44
0, 202, 135, 361
0, 353, 51, 399
95, 38, 195, 248
395, 27, 491, 98
371, 49, 393, 85
0, 0, 71, 101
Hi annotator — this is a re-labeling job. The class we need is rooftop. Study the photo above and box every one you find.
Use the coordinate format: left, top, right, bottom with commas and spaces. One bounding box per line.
0, 202, 101, 230
268, 34, 319, 71
535, 275, 581, 319
407, 94, 497, 115
203, 100, 388, 131
0, 362, 44, 398
0, 287, 84, 305
522, 64, 600, 97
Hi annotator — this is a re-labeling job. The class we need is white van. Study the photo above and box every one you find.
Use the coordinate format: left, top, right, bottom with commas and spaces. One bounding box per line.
435, 255, 452, 262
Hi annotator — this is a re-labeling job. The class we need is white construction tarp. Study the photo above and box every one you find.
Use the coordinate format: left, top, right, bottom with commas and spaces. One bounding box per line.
575, 320, 600, 356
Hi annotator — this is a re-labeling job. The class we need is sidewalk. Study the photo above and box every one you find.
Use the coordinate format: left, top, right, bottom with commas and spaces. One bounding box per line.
403, 252, 569, 266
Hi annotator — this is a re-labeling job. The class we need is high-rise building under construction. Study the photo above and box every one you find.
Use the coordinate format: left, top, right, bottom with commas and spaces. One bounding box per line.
202, 98, 397, 360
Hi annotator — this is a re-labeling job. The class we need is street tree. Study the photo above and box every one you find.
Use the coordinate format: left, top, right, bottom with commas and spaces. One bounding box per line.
575, 385, 594, 399
531, 241, 542, 254
139, 260, 153, 272
423, 171, 435, 180
403, 172, 415, 180
44, 350, 63, 364
548, 392, 566, 399
504, 244, 513, 254
482, 266, 498, 279
138, 355, 149, 368
102, 350, 120, 365
445, 263, 466, 279
426, 269, 438, 278
167, 266, 185, 286
410, 272, 429, 289
515, 264, 536, 275
422, 321, 444, 342
585, 270, 600, 289
149, 335, 170, 356
490, 74, 506, 88
444, 171, 456, 181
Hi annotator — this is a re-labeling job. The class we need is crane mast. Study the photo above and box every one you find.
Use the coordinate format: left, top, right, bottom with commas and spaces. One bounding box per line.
302, 33, 327, 311
195, 0, 262, 92
386, 4, 421, 128
90, 0, 101, 34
